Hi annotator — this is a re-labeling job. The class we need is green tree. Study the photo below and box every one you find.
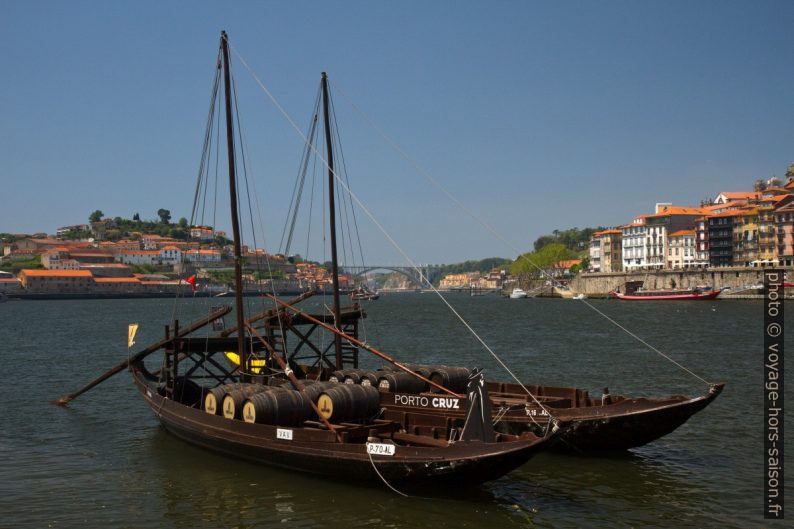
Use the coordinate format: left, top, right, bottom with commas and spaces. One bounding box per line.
89, 210, 104, 223
133, 213, 140, 221
157, 209, 171, 224
178, 217, 189, 228
510, 243, 574, 278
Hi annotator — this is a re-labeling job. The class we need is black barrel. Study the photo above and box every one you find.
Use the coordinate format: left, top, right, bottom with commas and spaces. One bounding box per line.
317, 384, 381, 423
204, 382, 249, 415
403, 363, 434, 379
342, 369, 379, 386
221, 384, 274, 419
242, 390, 313, 425
300, 380, 341, 403
429, 366, 471, 393
377, 371, 428, 393
328, 370, 346, 383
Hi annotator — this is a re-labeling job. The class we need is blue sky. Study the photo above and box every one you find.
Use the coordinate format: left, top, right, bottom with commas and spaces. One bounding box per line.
2, 1, 793, 264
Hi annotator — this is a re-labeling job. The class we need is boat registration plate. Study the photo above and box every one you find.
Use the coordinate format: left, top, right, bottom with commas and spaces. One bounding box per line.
276, 428, 293, 440
366, 442, 395, 456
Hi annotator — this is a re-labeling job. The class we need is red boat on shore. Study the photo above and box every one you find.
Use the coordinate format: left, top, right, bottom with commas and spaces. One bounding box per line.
611, 286, 721, 301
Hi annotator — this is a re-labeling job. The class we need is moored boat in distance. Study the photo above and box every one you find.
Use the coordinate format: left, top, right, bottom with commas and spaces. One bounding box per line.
611, 283, 721, 301
509, 288, 528, 299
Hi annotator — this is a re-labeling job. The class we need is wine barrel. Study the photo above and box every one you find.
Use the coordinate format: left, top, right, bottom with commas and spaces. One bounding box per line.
377, 372, 428, 393
328, 370, 346, 383
204, 382, 248, 415
222, 385, 273, 419
429, 366, 471, 393
402, 363, 434, 379
299, 380, 340, 403
242, 390, 313, 425
342, 369, 379, 386
316, 384, 380, 422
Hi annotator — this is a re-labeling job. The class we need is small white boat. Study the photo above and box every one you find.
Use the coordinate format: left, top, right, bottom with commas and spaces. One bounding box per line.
509, 288, 528, 299
573, 293, 586, 300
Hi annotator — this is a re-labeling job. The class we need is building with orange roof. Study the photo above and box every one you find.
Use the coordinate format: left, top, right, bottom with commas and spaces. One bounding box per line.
666, 229, 701, 269
18, 269, 94, 292
589, 229, 622, 273
775, 201, 794, 266
714, 191, 760, 204
644, 204, 705, 269
707, 209, 743, 267
190, 226, 215, 241
184, 248, 222, 263
733, 208, 760, 266
621, 215, 648, 271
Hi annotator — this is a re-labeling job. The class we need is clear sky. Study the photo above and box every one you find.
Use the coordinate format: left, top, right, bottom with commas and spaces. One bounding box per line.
2, 1, 793, 265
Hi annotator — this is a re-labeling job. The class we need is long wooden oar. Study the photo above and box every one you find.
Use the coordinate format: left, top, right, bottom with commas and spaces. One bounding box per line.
51, 306, 232, 406
264, 295, 463, 398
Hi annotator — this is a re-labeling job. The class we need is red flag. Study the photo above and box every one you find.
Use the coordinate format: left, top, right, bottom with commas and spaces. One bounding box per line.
186, 275, 197, 291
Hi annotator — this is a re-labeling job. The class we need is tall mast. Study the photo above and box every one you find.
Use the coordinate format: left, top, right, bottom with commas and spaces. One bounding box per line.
321, 72, 343, 368
220, 31, 247, 380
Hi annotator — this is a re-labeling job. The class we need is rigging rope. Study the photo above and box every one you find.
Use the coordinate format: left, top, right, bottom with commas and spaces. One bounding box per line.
328, 78, 713, 389
228, 45, 555, 417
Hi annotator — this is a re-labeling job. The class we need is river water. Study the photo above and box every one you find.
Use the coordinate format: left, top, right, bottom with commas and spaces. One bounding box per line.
0, 293, 790, 528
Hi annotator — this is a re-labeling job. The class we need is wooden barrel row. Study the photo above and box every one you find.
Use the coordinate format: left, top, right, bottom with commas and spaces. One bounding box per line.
202, 380, 380, 425
386, 364, 472, 394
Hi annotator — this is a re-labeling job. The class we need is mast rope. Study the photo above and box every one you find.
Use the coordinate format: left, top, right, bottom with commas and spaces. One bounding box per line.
327, 78, 713, 389
228, 45, 554, 417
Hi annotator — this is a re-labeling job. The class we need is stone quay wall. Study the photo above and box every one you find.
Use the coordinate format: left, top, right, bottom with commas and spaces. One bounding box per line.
569, 267, 792, 296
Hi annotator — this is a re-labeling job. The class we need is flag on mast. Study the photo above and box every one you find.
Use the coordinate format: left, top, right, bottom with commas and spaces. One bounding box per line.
128, 323, 139, 349
186, 275, 197, 292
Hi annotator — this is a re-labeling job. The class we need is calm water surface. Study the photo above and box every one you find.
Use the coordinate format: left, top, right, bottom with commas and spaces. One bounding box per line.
0, 294, 790, 528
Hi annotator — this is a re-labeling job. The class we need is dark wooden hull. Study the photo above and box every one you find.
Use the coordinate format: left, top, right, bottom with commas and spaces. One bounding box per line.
383, 383, 724, 452
130, 366, 552, 484
550, 384, 724, 451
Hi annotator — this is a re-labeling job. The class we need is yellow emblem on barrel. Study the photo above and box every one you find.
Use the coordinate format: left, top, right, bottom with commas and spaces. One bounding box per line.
317, 394, 333, 419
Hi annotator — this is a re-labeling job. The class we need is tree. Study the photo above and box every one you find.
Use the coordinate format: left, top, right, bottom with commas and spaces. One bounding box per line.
157, 208, 171, 224
133, 213, 140, 221
754, 179, 767, 192
178, 217, 188, 228
89, 210, 104, 223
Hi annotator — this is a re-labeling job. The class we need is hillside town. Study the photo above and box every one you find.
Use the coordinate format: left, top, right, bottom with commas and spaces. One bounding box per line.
3, 164, 794, 298
587, 166, 794, 273
0, 220, 350, 297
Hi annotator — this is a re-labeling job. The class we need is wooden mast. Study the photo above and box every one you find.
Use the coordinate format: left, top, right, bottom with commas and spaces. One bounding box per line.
321, 72, 343, 369
220, 31, 248, 381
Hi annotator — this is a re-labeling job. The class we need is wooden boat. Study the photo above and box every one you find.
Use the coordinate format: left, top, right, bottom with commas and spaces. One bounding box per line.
611, 289, 721, 301
611, 283, 721, 301
241, 297, 724, 452
50, 32, 556, 487
349, 286, 380, 300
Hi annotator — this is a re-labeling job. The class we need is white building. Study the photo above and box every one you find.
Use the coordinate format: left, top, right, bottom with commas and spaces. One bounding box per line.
621, 216, 647, 271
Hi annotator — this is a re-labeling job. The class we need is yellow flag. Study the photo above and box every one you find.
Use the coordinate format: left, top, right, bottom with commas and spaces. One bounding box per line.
128, 323, 139, 349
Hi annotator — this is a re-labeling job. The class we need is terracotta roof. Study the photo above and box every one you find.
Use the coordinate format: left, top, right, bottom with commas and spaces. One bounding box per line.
668, 229, 695, 237
554, 259, 582, 268
709, 209, 745, 218
161, 246, 181, 251
646, 206, 705, 218
718, 191, 760, 200
94, 277, 141, 283
20, 269, 93, 278
119, 250, 161, 255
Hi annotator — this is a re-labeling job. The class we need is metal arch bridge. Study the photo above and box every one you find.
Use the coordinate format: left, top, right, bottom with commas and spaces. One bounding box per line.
341, 265, 442, 287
